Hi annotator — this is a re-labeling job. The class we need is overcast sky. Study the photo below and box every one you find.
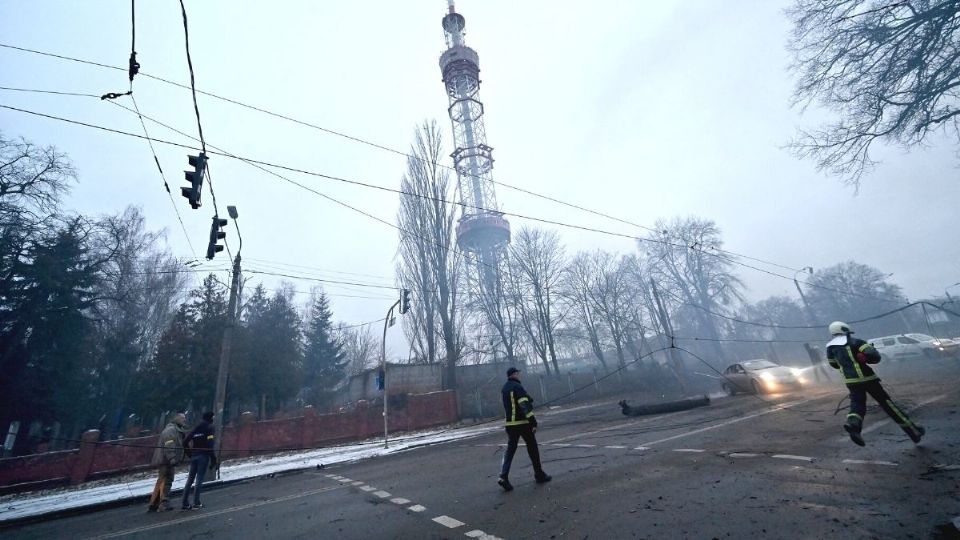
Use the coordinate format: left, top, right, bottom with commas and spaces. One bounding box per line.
1, 0, 958, 355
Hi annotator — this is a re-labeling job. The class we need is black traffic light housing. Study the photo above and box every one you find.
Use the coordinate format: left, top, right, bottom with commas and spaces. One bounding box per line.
181, 152, 208, 209
399, 288, 411, 315
206, 215, 228, 260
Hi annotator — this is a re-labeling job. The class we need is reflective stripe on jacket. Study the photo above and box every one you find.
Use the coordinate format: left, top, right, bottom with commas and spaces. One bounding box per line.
502, 379, 535, 426
826, 335, 880, 385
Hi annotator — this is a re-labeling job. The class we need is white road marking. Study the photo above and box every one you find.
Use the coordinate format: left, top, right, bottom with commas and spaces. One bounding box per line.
552, 443, 572, 447
772, 454, 815, 462
673, 448, 706, 453
574, 444, 596, 448
89, 485, 346, 539
339, 478, 352, 482
391, 497, 411, 505
933, 464, 960, 471
728, 452, 759, 458
842, 459, 898, 466
433, 515, 466, 528
351, 481, 364, 486
408, 504, 427, 512
605, 445, 627, 449
359, 485, 377, 492
373, 490, 392, 498
637, 396, 819, 448
465, 530, 502, 539
633, 446, 650, 451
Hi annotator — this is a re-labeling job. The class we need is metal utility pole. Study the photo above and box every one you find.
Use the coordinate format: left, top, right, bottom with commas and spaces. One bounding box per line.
649, 279, 687, 394
213, 206, 241, 476
380, 299, 400, 449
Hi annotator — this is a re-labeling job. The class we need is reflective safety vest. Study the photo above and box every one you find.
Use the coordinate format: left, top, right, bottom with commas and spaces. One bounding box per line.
501, 379, 535, 426
826, 335, 880, 385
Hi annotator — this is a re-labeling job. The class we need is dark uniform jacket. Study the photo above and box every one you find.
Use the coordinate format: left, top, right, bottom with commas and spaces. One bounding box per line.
826, 334, 880, 385
502, 379, 536, 427
185, 420, 216, 457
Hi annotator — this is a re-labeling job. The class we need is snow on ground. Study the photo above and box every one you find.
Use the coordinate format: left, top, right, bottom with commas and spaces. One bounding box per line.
0, 422, 500, 523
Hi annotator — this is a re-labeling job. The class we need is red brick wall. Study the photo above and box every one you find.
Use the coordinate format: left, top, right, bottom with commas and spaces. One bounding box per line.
0, 390, 459, 493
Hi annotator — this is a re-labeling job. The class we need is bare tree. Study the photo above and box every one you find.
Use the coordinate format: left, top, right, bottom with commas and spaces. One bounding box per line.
396, 121, 464, 388
560, 251, 611, 372
337, 323, 380, 377
508, 227, 565, 375
787, 0, 960, 184
642, 218, 745, 364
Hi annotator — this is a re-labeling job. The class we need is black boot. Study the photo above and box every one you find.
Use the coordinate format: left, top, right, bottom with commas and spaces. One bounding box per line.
497, 476, 513, 492
535, 472, 552, 484
844, 423, 865, 446
908, 425, 925, 444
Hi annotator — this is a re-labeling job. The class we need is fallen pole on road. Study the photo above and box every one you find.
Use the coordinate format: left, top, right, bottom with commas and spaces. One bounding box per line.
618, 395, 711, 416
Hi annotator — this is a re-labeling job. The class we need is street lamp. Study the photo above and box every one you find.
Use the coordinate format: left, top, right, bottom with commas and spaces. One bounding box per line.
793, 266, 816, 326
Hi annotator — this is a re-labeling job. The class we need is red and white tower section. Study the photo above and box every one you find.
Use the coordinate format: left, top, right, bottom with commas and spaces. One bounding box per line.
439, 1, 510, 285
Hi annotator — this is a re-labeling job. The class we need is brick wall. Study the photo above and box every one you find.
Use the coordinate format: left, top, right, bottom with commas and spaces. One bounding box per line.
0, 390, 458, 494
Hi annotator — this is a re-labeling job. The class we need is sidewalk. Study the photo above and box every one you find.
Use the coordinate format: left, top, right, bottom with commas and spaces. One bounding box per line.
0, 422, 500, 524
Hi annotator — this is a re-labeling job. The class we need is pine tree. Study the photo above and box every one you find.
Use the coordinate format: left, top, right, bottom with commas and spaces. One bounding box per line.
303, 289, 346, 393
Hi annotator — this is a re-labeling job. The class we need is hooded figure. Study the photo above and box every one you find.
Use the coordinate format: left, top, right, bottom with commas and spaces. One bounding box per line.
148, 413, 186, 512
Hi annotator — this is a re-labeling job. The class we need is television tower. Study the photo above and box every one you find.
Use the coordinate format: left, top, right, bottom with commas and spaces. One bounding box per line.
439, 0, 510, 294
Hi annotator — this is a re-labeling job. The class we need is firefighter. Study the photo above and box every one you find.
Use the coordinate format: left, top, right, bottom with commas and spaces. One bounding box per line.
498, 367, 551, 491
826, 321, 925, 446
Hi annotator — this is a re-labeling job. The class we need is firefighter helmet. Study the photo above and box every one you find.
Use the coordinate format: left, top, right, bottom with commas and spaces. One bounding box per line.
829, 321, 853, 335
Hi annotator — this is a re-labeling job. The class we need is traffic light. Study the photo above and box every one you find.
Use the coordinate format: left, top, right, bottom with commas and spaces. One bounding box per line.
399, 288, 411, 315
206, 216, 228, 260
181, 152, 207, 209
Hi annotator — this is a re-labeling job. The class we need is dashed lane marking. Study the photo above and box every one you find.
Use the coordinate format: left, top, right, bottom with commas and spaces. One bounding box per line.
552, 443, 572, 447
842, 459, 898, 466
673, 448, 706, 453
605, 445, 627, 449
373, 490, 392, 498
391, 497, 411, 505
351, 481, 364, 486
88, 485, 347, 539
359, 485, 377, 492
633, 446, 650, 451
465, 530, 503, 539
728, 452, 759, 458
408, 504, 427, 512
433, 515, 466, 529
574, 444, 595, 448
772, 454, 815, 462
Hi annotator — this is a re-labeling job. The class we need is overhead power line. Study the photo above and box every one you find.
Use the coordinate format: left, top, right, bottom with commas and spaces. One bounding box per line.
0, 42, 805, 274
0, 101, 919, 306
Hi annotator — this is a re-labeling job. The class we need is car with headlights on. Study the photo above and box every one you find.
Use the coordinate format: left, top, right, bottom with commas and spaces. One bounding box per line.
721, 359, 807, 395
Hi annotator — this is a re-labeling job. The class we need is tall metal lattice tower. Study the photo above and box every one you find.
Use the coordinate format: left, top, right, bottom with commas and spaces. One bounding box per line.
439, 0, 510, 293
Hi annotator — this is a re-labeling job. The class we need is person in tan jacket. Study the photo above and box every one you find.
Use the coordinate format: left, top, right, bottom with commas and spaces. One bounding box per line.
147, 412, 187, 512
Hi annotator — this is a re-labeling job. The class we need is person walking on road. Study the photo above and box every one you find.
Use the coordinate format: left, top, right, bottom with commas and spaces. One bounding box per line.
148, 412, 187, 512
826, 321, 925, 447
181, 411, 217, 510
498, 367, 551, 491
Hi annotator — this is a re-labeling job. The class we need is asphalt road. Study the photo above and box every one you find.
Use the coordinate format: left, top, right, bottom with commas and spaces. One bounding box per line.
4, 359, 959, 540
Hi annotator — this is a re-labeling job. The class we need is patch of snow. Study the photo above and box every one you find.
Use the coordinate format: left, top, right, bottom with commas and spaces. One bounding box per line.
0, 423, 498, 522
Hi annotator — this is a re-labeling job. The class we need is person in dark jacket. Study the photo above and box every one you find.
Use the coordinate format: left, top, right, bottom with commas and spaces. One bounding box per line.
148, 412, 186, 512
498, 367, 551, 491
181, 411, 217, 510
826, 321, 925, 446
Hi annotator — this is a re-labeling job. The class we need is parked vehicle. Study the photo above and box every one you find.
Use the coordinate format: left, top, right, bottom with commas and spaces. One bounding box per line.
721, 359, 806, 395
869, 333, 959, 361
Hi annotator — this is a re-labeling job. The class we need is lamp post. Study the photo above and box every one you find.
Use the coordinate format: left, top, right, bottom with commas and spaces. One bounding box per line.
213, 206, 241, 476
793, 266, 816, 327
